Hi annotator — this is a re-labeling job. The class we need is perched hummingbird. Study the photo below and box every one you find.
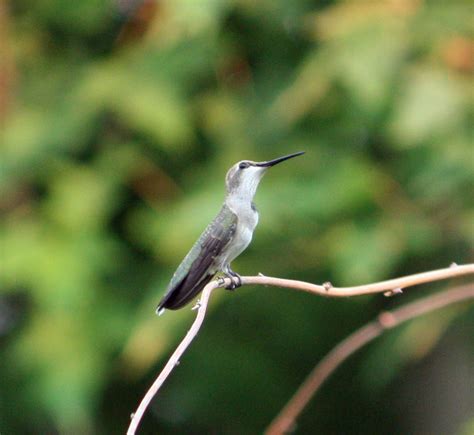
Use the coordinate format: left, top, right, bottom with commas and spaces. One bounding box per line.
156, 151, 305, 314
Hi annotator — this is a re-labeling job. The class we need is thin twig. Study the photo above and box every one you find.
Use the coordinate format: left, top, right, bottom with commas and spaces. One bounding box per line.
265, 283, 474, 435
240, 264, 474, 297
127, 264, 474, 434
127, 282, 219, 435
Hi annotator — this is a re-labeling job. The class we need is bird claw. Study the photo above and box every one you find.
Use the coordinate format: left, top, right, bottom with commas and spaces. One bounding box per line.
226, 279, 237, 291
224, 271, 242, 291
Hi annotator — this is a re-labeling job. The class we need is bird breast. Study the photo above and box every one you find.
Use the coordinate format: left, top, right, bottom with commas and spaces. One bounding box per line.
222, 200, 259, 265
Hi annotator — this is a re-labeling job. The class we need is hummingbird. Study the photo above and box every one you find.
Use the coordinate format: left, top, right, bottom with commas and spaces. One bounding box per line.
156, 151, 305, 314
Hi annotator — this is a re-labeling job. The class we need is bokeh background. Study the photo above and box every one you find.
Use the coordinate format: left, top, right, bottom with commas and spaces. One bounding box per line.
1, 0, 473, 434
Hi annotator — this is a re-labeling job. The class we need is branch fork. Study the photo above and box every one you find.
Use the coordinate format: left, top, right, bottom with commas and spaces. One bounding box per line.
127, 263, 474, 435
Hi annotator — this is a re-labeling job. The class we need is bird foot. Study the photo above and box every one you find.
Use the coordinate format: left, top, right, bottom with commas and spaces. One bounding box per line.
217, 269, 242, 291
224, 272, 241, 291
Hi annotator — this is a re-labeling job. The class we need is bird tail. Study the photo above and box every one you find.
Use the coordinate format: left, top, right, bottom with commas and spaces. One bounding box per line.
156, 273, 214, 313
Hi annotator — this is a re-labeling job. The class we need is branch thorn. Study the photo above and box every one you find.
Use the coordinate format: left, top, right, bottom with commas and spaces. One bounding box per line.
322, 281, 333, 291
450, 262, 458, 268
384, 287, 403, 297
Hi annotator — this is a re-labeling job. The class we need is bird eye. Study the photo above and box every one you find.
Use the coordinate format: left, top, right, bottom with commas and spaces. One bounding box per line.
239, 162, 249, 169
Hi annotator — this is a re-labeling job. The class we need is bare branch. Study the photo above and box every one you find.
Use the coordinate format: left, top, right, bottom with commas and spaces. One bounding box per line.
241, 264, 474, 297
265, 283, 474, 435
127, 282, 219, 435
127, 263, 474, 434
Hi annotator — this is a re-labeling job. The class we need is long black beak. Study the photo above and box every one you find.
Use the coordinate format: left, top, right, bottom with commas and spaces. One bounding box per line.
255, 151, 305, 167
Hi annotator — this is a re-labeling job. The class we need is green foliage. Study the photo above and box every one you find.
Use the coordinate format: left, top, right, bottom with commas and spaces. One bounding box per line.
1, 0, 473, 433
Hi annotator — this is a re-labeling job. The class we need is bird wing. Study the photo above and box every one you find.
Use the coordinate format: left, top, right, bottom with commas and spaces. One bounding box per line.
157, 205, 238, 311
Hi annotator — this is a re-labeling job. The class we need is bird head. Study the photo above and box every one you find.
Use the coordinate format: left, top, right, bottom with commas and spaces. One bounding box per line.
225, 151, 304, 200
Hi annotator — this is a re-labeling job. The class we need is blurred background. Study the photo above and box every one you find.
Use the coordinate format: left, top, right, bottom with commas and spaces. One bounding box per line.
1, 0, 473, 433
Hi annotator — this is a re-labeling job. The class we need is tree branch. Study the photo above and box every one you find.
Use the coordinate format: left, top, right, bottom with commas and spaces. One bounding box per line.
127, 263, 474, 434
241, 263, 474, 297
127, 282, 219, 435
265, 283, 474, 435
